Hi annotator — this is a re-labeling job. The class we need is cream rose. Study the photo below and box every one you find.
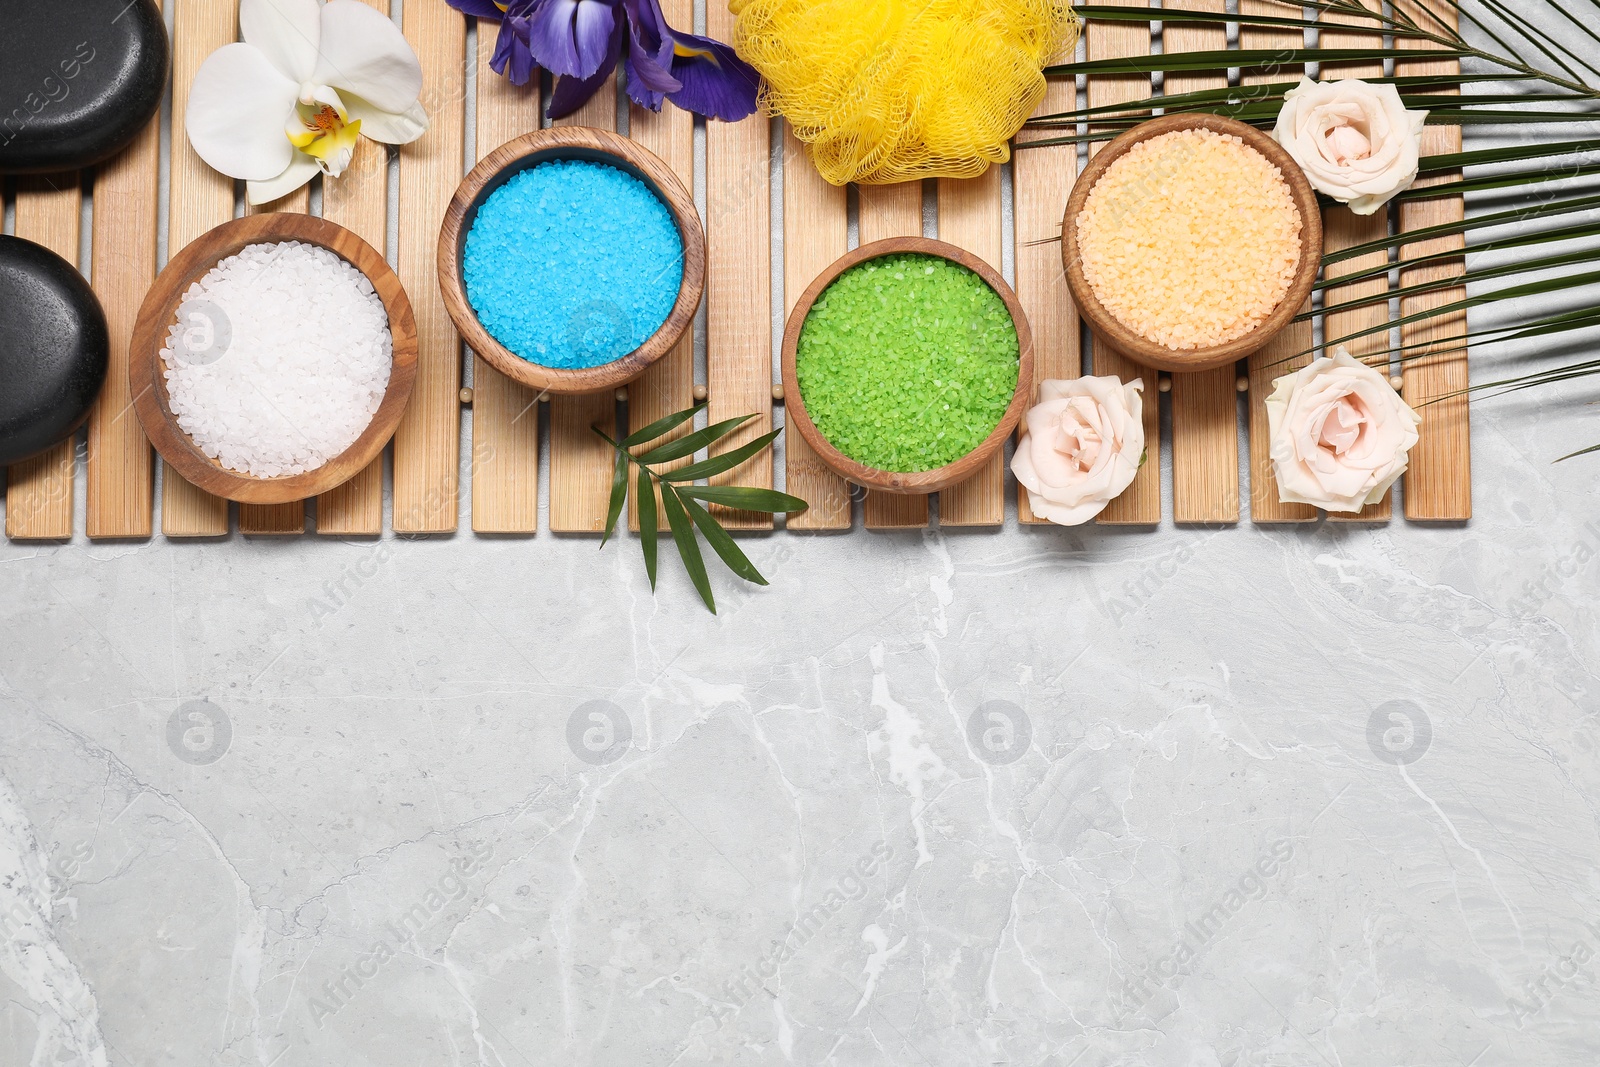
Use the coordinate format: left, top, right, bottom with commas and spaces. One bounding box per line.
1265, 347, 1421, 513
1011, 376, 1144, 527
1272, 77, 1427, 215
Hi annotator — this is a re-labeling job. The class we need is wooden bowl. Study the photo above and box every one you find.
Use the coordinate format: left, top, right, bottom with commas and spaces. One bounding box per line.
1062, 112, 1322, 373
781, 237, 1034, 495
130, 214, 418, 505
438, 127, 705, 396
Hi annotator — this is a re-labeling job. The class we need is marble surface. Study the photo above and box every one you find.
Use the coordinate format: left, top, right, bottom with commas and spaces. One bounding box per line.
3, 376, 1599, 1066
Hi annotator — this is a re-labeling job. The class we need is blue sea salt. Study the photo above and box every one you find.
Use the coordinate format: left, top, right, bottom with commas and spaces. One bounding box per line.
463, 159, 683, 369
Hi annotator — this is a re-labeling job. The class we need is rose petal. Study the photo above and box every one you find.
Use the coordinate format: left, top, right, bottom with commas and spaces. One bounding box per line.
240, 0, 322, 83
186, 42, 300, 181
311, 0, 424, 114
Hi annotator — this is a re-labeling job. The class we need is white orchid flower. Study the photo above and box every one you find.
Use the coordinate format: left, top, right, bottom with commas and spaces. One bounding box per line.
187, 0, 429, 205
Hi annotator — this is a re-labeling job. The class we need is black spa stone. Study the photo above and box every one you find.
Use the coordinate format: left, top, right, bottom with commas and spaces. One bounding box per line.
0, 235, 109, 466
0, 0, 170, 173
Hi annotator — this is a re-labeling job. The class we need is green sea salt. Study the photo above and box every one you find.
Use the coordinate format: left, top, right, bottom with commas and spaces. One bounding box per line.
796, 253, 1019, 472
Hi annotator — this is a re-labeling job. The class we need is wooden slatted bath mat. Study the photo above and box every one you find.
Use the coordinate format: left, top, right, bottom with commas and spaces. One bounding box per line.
0, 0, 1472, 543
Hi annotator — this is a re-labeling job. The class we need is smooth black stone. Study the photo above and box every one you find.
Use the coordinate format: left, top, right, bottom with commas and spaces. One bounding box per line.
0, 0, 169, 173
0, 235, 109, 466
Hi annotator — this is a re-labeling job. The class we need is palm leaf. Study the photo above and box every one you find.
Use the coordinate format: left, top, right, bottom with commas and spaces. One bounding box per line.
637, 414, 756, 464
662, 429, 783, 482
622, 402, 704, 448
638, 466, 659, 590
660, 484, 715, 613
684, 497, 769, 586
677, 485, 810, 513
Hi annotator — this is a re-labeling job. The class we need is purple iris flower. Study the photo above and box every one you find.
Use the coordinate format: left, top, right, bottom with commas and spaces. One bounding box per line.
447, 0, 759, 123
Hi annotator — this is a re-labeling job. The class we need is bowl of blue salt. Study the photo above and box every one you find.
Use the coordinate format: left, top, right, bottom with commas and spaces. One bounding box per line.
438, 127, 705, 395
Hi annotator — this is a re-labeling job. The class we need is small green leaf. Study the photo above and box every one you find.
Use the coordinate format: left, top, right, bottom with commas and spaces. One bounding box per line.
600, 446, 629, 548
678, 486, 810, 514
662, 429, 782, 482
684, 498, 769, 586
660, 485, 715, 613
638, 467, 658, 590
637, 414, 758, 465
622, 403, 705, 448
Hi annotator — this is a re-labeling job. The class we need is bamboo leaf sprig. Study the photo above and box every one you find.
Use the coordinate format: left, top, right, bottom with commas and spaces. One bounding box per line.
594, 404, 808, 615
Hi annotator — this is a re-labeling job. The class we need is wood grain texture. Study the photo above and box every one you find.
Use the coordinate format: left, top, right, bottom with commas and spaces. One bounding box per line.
85, 0, 162, 540
130, 216, 418, 505
706, 0, 775, 531
858, 181, 929, 530
1241, 2, 1317, 523
162, 0, 236, 537
1395, 0, 1471, 521
936, 167, 1006, 526
1015, 78, 1080, 525
1085, 5, 1160, 524
317, 0, 393, 537
469, 23, 542, 533
549, 79, 621, 533
7, 175, 81, 541
1322, 3, 1392, 522
782, 124, 851, 531
1163, 0, 1239, 524
627, 0, 696, 532
239, 185, 313, 534
392, 0, 465, 533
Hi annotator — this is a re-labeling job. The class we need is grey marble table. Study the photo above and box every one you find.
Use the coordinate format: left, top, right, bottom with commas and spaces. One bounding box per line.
6, 13, 1600, 1067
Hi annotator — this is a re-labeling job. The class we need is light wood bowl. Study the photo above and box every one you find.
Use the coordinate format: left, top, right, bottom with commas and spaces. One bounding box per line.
1062, 112, 1322, 373
781, 237, 1034, 495
130, 214, 418, 505
438, 126, 705, 396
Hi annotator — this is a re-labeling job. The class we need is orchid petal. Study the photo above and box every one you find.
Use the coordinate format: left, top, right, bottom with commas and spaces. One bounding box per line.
246, 152, 320, 206
548, 24, 620, 119
344, 96, 428, 144
662, 31, 759, 122
186, 43, 300, 181
240, 0, 322, 83
311, 0, 424, 114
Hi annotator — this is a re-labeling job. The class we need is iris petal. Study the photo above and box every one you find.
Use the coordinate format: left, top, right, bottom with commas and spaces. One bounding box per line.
662, 31, 760, 122
572, 1, 617, 77
524, 0, 582, 77
548, 22, 621, 119
444, 0, 509, 18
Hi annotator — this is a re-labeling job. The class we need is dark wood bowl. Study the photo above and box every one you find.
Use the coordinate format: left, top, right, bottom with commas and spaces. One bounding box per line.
437, 126, 705, 396
781, 237, 1034, 495
130, 214, 418, 505
1062, 112, 1323, 373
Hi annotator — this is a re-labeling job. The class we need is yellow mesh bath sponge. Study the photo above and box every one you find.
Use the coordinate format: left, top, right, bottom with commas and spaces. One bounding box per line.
731, 0, 1079, 186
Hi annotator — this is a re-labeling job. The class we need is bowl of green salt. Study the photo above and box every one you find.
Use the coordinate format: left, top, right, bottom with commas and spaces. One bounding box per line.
781, 237, 1033, 494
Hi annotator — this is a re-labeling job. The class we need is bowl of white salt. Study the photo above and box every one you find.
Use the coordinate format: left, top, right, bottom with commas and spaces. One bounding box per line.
131, 214, 417, 505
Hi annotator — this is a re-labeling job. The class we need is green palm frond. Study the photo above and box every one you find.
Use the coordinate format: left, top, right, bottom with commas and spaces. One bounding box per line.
1027, 0, 1600, 456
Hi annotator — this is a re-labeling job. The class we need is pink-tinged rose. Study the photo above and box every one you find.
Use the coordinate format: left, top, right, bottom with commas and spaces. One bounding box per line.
1265, 347, 1421, 513
1273, 77, 1427, 215
1011, 376, 1144, 527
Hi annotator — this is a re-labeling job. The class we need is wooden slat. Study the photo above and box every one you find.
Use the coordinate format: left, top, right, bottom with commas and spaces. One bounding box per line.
469, 21, 542, 533
1322, 1, 1392, 522
238, 184, 313, 535
86, 0, 162, 540
705, 0, 774, 530
782, 125, 851, 531
1241, 2, 1317, 523
936, 168, 1005, 527
1015, 78, 1081, 525
162, 0, 236, 537
7, 175, 81, 540
548, 80, 620, 533
1395, 0, 1471, 521
1165, 0, 1239, 525
392, 0, 465, 533
1086, 6, 1160, 525
859, 181, 930, 530
627, 5, 696, 532
316, 0, 393, 537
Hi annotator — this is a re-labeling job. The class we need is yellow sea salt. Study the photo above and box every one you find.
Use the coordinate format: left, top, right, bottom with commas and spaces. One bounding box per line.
1076, 128, 1302, 350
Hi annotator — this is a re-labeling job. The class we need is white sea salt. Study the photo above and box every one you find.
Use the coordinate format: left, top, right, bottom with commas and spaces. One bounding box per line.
160, 240, 392, 478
